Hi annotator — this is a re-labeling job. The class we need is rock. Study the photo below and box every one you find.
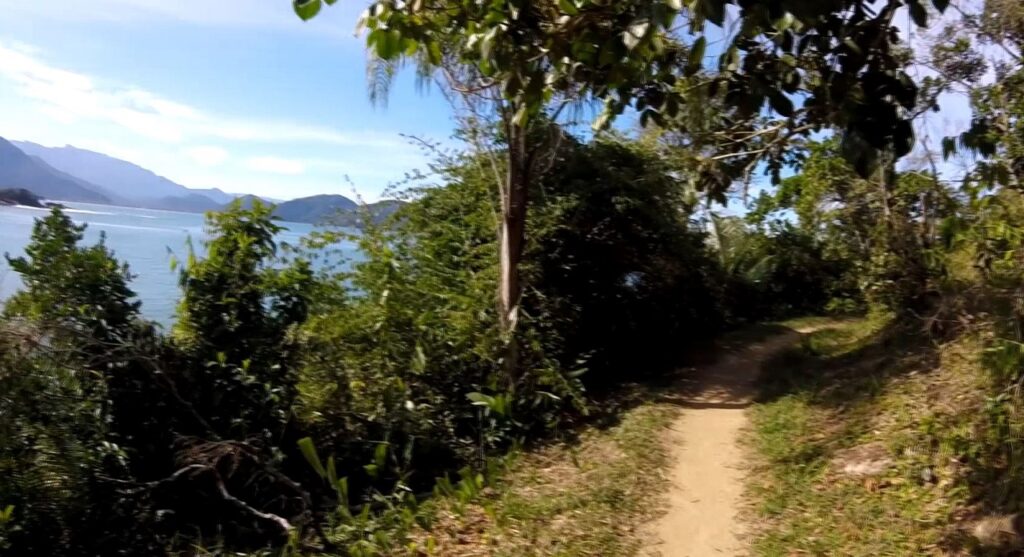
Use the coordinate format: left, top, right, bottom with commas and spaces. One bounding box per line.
919, 466, 936, 484
971, 514, 1024, 550
830, 442, 893, 477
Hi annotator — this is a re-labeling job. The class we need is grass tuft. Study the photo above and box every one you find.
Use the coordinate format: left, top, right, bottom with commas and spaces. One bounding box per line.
405, 392, 680, 556
745, 316, 992, 555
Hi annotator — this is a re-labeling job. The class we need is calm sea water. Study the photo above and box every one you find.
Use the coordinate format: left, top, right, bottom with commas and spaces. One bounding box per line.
0, 202, 355, 325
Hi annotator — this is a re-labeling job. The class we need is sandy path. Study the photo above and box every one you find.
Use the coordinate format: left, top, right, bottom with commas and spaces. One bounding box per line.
644, 330, 804, 557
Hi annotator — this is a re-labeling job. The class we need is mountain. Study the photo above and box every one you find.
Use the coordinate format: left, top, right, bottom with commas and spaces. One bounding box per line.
14, 141, 192, 202
189, 187, 237, 205
273, 194, 358, 223
151, 193, 224, 213
325, 199, 404, 227
4, 138, 387, 220
11, 141, 240, 211
230, 194, 276, 209
221, 194, 401, 226
0, 138, 111, 203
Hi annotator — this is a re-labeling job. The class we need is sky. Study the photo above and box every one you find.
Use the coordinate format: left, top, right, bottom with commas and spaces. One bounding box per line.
0, 1, 984, 205
0, 0, 456, 201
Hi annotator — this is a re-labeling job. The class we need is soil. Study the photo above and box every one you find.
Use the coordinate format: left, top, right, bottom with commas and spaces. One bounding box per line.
643, 329, 810, 557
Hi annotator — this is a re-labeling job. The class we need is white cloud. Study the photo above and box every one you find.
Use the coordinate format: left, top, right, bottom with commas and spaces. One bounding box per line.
185, 145, 229, 167
0, 40, 435, 201
247, 156, 306, 175
0, 42, 408, 149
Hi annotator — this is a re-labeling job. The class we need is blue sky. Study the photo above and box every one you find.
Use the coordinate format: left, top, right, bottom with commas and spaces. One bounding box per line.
0, 1, 982, 204
0, 0, 455, 201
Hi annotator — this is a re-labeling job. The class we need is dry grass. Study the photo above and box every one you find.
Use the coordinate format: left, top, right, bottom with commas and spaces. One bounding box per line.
744, 316, 993, 556
404, 397, 680, 556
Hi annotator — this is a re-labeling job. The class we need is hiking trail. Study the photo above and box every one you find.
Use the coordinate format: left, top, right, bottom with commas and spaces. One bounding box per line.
644, 328, 812, 557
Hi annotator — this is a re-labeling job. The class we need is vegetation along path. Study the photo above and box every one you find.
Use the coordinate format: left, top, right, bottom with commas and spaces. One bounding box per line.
646, 327, 818, 557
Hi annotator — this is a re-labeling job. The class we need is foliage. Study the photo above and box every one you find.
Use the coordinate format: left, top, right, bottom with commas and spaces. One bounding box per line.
746, 318, 978, 555
0, 211, 155, 554
295, 0, 950, 404
11, 0, 1024, 551
405, 397, 680, 557
296, 133, 725, 507
0, 205, 325, 554
5, 208, 140, 341
298, 0, 943, 172
748, 139, 957, 314
174, 198, 314, 440
528, 137, 726, 382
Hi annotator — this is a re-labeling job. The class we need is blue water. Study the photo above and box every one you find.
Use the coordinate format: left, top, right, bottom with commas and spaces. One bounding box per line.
0, 202, 354, 325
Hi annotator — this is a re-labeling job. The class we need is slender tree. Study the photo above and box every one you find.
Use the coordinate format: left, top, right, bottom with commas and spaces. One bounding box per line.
293, 0, 948, 376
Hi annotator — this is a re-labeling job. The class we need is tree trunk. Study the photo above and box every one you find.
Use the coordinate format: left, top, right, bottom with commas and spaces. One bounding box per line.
498, 121, 529, 381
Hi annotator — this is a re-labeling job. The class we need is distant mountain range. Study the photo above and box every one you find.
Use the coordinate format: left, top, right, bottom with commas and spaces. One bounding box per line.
0, 136, 400, 225
0, 138, 112, 204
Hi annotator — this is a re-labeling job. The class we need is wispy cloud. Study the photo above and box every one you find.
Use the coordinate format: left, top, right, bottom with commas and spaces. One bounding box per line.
0, 42, 406, 148
247, 156, 307, 175
0, 39, 438, 201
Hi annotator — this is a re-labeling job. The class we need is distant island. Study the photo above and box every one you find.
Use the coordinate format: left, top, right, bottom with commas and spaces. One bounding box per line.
237, 194, 403, 227
0, 135, 403, 226
0, 188, 47, 208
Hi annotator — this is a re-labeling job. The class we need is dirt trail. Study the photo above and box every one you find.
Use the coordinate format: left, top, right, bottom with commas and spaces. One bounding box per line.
644, 329, 806, 557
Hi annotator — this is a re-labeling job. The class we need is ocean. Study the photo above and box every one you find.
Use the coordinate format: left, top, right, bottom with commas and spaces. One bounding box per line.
0, 202, 355, 325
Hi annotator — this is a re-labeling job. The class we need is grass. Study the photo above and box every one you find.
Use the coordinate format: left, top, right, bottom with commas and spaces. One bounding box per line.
403, 394, 680, 556
745, 315, 992, 556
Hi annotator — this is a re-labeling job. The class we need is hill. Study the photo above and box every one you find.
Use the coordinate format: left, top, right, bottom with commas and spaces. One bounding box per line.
150, 193, 224, 213
224, 194, 402, 225
0, 188, 45, 207
273, 194, 358, 223
322, 199, 403, 227
0, 138, 111, 203
189, 187, 236, 205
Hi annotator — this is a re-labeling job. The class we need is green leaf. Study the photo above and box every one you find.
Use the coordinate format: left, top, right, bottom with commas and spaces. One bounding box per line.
724, 46, 740, 72
297, 437, 326, 479
894, 119, 915, 157
427, 42, 442, 65
592, 111, 612, 131
327, 455, 338, 486
667, 0, 684, 10
623, 19, 651, 50
843, 37, 863, 56
908, 0, 928, 27
558, 0, 579, 15
293, 0, 322, 21
512, 105, 529, 127
378, 29, 403, 59
374, 443, 388, 467
687, 36, 707, 74
774, 13, 794, 32
768, 91, 794, 117
467, 392, 493, 405
364, 463, 379, 478
941, 136, 957, 160
699, 0, 726, 26
412, 343, 426, 373
480, 27, 498, 60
